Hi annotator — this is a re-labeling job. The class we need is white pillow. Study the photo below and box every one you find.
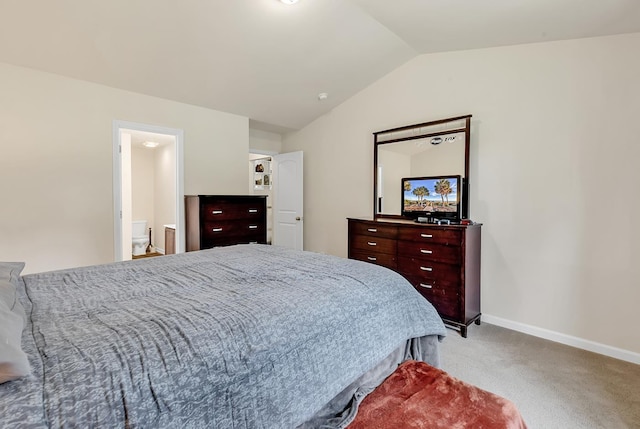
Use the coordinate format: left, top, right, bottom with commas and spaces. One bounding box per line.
0, 262, 30, 384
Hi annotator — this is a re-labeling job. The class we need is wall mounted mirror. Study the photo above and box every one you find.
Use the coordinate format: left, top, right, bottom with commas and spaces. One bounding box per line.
374, 115, 471, 220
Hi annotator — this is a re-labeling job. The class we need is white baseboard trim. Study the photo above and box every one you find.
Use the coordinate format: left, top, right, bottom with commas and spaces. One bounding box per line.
482, 314, 640, 365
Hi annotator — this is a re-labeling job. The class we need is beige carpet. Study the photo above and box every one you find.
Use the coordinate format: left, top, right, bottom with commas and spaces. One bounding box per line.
439, 323, 640, 429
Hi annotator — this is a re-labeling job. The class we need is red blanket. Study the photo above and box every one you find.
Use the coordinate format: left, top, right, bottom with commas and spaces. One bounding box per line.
348, 360, 527, 429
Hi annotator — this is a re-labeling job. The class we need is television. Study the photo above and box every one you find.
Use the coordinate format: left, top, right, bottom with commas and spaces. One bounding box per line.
401, 175, 461, 222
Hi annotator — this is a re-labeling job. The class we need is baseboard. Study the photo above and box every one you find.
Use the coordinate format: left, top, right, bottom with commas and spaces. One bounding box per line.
482, 314, 640, 365
155, 247, 165, 255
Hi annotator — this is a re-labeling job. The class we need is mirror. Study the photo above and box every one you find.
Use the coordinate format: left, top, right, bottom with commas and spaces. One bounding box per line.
374, 115, 471, 219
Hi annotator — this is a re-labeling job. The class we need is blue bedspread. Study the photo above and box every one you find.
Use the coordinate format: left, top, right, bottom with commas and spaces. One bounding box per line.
1, 244, 446, 428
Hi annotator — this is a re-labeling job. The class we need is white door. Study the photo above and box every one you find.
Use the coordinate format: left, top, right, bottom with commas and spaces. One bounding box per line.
272, 151, 303, 250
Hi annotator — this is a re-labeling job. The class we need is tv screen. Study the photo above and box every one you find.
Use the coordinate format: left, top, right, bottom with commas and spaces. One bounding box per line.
401, 175, 461, 221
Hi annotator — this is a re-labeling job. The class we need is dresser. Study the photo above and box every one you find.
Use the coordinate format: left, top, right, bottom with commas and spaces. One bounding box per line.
185, 195, 267, 251
348, 218, 481, 337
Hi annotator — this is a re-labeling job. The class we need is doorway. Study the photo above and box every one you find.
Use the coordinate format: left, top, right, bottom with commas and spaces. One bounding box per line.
249, 151, 276, 244
249, 150, 304, 250
113, 120, 184, 261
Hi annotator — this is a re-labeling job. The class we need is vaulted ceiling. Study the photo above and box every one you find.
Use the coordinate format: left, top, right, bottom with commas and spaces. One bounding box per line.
1, 0, 639, 133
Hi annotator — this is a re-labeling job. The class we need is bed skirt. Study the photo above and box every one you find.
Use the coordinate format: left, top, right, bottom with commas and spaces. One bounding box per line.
299, 335, 441, 428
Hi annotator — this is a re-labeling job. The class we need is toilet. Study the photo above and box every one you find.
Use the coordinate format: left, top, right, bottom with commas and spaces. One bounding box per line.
132, 220, 150, 256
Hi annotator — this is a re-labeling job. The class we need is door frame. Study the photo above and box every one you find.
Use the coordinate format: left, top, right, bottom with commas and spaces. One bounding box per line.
112, 120, 185, 261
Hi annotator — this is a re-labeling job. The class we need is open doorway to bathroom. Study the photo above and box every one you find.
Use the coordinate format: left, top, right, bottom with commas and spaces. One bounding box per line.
249, 152, 275, 244
113, 121, 184, 262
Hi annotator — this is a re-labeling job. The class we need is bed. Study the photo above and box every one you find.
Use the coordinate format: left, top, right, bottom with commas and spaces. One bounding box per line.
0, 244, 446, 428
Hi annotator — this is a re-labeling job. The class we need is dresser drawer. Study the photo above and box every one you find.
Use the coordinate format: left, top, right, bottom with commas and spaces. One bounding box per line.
398, 227, 462, 245
350, 235, 397, 255
397, 241, 461, 264
349, 221, 398, 239
400, 271, 460, 293
201, 201, 265, 222
411, 281, 462, 321
203, 233, 265, 248
397, 257, 461, 283
350, 250, 397, 270
202, 220, 265, 239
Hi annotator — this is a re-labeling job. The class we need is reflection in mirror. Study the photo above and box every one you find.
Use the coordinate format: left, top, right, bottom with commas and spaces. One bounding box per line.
377, 132, 465, 215
373, 115, 471, 219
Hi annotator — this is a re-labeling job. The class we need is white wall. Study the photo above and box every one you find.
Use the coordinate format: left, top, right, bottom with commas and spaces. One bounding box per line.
0, 62, 248, 274
282, 33, 640, 356
410, 139, 465, 178
131, 145, 155, 247
249, 128, 282, 154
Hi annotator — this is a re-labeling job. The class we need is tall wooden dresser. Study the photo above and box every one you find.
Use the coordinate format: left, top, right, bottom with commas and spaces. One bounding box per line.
185, 195, 267, 251
348, 218, 481, 337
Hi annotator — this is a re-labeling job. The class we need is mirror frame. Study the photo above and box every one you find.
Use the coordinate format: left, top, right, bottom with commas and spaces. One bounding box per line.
373, 115, 472, 220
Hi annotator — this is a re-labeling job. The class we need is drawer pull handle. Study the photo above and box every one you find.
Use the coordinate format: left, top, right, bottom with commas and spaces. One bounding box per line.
249, 241, 258, 244
420, 266, 433, 272
420, 249, 433, 254
367, 256, 377, 261
419, 283, 433, 289
248, 209, 258, 213
367, 241, 377, 246
212, 228, 223, 232
249, 225, 258, 229
212, 210, 223, 215
367, 228, 377, 233
420, 234, 433, 238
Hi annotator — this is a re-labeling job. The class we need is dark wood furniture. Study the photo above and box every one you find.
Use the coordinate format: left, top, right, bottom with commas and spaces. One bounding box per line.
348, 218, 481, 338
164, 226, 175, 255
185, 195, 267, 251
361, 114, 481, 337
